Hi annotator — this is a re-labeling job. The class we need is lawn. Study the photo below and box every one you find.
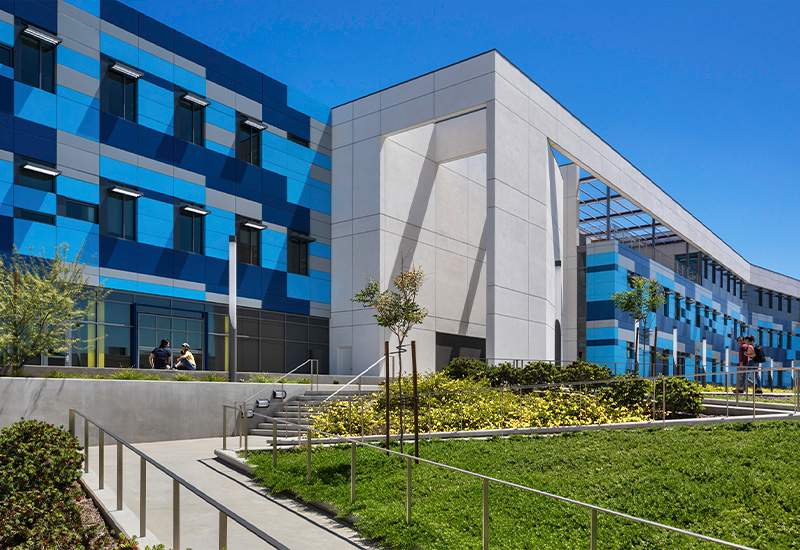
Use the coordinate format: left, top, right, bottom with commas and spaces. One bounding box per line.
247, 421, 800, 550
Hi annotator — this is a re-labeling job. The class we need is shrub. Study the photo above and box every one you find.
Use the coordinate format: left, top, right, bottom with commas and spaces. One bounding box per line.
442, 357, 612, 387
246, 374, 278, 384
198, 373, 227, 382
441, 356, 490, 380
601, 375, 703, 417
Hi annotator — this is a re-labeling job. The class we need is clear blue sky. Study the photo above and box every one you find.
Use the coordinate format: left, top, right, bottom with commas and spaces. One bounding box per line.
125, 0, 800, 280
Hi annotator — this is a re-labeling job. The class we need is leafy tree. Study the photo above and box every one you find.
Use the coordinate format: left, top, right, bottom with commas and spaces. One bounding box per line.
610, 276, 666, 374
353, 261, 427, 450
0, 245, 104, 376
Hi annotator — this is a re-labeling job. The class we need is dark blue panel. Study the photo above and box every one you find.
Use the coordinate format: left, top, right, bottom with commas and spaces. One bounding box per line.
141, 72, 173, 93
99, 235, 138, 271
174, 31, 206, 67
285, 108, 310, 141
262, 268, 286, 296
205, 256, 228, 294
15, 116, 56, 142
262, 75, 287, 104
262, 106, 288, 132
0, 119, 11, 151
288, 205, 310, 233
205, 149, 235, 182
0, 76, 13, 114
235, 82, 261, 106
173, 139, 205, 174
173, 249, 206, 284
586, 265, 616, 273
206, 70, 234, 93
138, 242, 174, 278
235, 61, 261, 95
138, 125, 174, 165
100, 0, 138, 35
206, 176, 234, 196
586, 339, 618, 347
205, 49, 235, 82
0, 0, 13, 15
263, 296, 309, 316
237, 263, 261, 300
99, 112, 137, 153
235, 160, 261, 202
15, 128, 55, 163
587, 300, 616, 322
15, 0, 57, 33
140, 187, 172, 204
0, 215, 12, 254
261, 202, 289, 227
138, 12, 174, 52
263, 96, 288, 115
263, 170, 286, 201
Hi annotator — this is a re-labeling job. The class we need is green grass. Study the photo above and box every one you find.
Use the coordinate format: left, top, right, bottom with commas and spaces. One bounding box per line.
247, 421, 800, 550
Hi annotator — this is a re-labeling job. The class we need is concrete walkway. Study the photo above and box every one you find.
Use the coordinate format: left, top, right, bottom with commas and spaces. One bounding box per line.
83, 437, 381, 550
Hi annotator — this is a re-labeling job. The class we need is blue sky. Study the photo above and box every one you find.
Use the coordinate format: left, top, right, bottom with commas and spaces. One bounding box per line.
125, 0, 800, 279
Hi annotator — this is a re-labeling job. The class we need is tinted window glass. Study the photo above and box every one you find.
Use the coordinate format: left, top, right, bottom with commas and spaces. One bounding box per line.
0, 45, 11, 67
40, 43, 54, 92
20, 36, 39, 88
18, 209, 54, 225
176, 100, 192, 142
65, 199, 97, 223
108, 71, 124, 118
19, 168, 54, 192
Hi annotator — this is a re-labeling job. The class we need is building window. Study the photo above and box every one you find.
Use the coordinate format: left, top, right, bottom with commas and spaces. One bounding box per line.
19, 28, 59, 93
626, 270, 635, 288
778, 295, 782, 311
65, 199, 97, 223
674, 294, 681, 320
177, 205, 208, 254
788, 334, 792, 350
777, 332, 783, 348
0, 44, 11, 67
758, 289, 763, 307
238, 220, 265, 265
288, 230, 314, 276
237, 117, 264, 165
107, 63, 141, 122
18, 160, 59, 192
626, 341, 634, 360
107, 186, 140, 240
175, 93, 208, 146
788, 298, 792, 314
768, 292, 773, 309
17, 208, 54, 225
288, 133, 310, 148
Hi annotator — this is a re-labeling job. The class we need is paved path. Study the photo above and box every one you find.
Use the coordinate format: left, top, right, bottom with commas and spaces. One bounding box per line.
84, 437, 381, 550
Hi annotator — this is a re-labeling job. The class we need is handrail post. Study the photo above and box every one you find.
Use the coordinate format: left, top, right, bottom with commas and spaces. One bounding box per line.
219, 511, 227, 550
272, 419, 278, 468
222, 405, 227, 451
140, 457, 146, 537
482, 478, 489, 550
173, 479, 180, 550
406, 456, 412, 525
662, 378, 666, 426
244, 419, 249, 460
350, 442, 356, 504
306, 428, 312, 483
500, 387, 504, 435
590, 508, 598, 550
99, 429, 105, 489
116, 440, 123, 510
84, 417, 89, 473
68, 409, 75, 437
297, 402, 302, 444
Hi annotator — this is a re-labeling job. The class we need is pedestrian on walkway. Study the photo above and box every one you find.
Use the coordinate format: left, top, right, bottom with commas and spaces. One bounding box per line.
745, 335, 763, 393
735, 336, 748, 393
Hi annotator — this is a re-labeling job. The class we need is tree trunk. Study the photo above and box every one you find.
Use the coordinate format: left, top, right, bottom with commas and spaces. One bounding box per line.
397, 343, 404, 454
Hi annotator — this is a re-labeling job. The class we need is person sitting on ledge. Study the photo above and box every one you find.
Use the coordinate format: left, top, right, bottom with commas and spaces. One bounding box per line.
149, 339, 171, 369
175, 343, 196, 371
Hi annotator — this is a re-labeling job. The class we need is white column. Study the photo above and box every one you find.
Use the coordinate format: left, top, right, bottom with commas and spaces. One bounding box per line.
672, 327, 678, 371
228, 236, 237, 381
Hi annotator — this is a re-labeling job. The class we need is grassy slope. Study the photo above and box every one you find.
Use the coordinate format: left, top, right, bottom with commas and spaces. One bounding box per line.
248, 421, 800, 550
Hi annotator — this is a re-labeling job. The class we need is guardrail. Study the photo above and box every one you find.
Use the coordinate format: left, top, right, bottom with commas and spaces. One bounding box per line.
241, 358, 319, 407
69, 409, 289, 550
226, 406, 759, 550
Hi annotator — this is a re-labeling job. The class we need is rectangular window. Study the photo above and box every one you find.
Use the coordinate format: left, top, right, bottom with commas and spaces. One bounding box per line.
178, 206, 207, 254
768, 292, 773, 309
20, 31, 57, 93
788, 334, 792, 350
674, 295, 680, 320
663, 297, 669, 317
237, 118, 264, 165
0, 45, 11, 67
107, 67, 138, 122
18, 208, 54, 225
777, 332, 782, 348
237, 221, 264, 265
288, 230, 312, 276
107, 186, 139, 240
758, 289, 763, 307
288, 133, 310, 148
18, 160, 59, 192
626, 341, 634, 360
711, 264, 716, 284
175, 94, 207, 146
788, 298, 792, 314
65, 199, 97, 223
778, 295, 782, 311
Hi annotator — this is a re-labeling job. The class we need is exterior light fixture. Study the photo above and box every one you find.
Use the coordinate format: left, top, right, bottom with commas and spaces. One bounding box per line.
23, 26, 61, 45
243, 221, 266, 230
255, 398, 270, 408
182, 93, 210, 107
272, 390, 286, 399
109, 186, 143, 198
110, 62, 143, 79
22, 162, 60, 177
243, 118, 267, 131
182, 205, 210, 216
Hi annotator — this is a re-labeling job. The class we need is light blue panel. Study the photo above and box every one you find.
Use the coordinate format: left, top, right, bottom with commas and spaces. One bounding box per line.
100, 33, 138, 68
139, 51, 174, 85
312, 152, 331, 171
58, 215, 97, 231
0, 202, 11, 216
58, 176, 99, 203
262, 131, 288, 152
286, 154, 311, 178
58, 47, 100, 79
15, 83, 56, 126
308, 241, 330, 259
286, 176, 331, 214
757, 320, 774, 328
57, 96, 99, 140
137, 280, 173, 298
64, 0, 101, 17
287, 140, 316, 164
286, 272, 310, 301
0, 180, 11, 207
206, 140, 234, 158
138, 113, 171, 135
309, 276, 330, 304
139, 79, 173, 107
137, 166, 173, 195
655, 273, 674, 289
286, 87, 330, 123
174, 66, 204, 96
173, 177, 204, 204
206, 102, 235, 130
0, 20, 13, 46
15, 219, 56, 258
57, 85, 100, 109
205, 230, 229, 260
0, 159, 12, 183
205, 207, 235, 234
262, 146, 288, 170
15, 187, 56, 214
262, 160, 288, 178
260, 229, 287, 270
173, 286, 205, 301
309, 269, 330, 281
587, 251, 618, 267
102, 276, 138, 292
100, 156, 137, 186
0, 65, 12, 79
137, 197, 173, 248
587, 327, 618, 340
57, 225, 99, 266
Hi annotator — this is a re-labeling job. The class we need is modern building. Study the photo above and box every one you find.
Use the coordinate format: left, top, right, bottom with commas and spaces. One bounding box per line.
2, 1, 798, 385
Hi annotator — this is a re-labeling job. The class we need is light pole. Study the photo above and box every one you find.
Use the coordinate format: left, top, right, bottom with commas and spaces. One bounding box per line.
228, 235, 237, 382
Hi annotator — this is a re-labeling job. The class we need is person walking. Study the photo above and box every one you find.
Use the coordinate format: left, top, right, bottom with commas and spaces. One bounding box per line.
745, 335, 763, 393
175, 343, 196, 370
734, 336, 748, 393
149, 338, 172, 369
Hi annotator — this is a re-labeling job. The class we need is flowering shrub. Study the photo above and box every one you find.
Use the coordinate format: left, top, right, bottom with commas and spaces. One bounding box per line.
600, 375, 703, 417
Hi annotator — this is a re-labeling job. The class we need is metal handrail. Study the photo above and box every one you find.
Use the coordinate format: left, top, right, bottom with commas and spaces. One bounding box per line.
322, 356, 385, 402
232, 406, 758, 550
69, 409, 289, 550
242, 359, 314, 404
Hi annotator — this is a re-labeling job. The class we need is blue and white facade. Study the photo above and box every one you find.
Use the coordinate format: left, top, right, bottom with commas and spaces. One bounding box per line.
1, 3, 797, 383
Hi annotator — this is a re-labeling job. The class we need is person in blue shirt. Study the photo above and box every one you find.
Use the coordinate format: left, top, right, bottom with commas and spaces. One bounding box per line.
149, 339, 172, 369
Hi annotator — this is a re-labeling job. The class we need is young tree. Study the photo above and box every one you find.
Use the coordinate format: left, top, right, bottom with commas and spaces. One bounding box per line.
0, 245, 104, 376
610, 276, 666, 375
353, 261, 427, 451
